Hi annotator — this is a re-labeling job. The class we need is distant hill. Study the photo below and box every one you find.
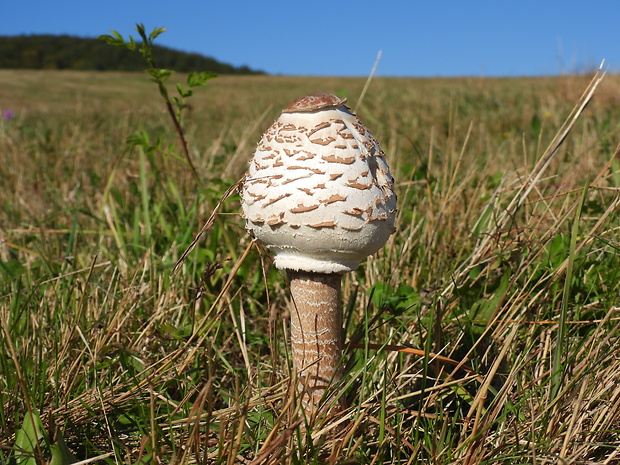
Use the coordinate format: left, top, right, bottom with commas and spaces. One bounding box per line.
0, 34, 264, 74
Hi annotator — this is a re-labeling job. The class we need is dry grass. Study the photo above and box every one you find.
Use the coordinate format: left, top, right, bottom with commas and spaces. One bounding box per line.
1, 69, 620, 464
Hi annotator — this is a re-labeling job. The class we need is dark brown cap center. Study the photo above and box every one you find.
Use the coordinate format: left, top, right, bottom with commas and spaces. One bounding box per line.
283, 93, 347, 113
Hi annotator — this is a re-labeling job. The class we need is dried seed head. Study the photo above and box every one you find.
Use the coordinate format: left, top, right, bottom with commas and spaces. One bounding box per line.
241, 93, 397, 274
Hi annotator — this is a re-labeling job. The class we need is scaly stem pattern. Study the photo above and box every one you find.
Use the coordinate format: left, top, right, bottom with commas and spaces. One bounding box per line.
287, 271, 344, 415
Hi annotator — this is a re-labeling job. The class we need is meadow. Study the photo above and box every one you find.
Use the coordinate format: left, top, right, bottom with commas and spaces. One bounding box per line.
1, 68, 620, 464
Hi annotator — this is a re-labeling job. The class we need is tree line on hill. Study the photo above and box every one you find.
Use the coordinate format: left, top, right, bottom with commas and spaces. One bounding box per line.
0, 34, 264, 74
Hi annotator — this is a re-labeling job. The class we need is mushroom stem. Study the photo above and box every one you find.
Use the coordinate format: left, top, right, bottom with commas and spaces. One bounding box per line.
287, 271, 344, 414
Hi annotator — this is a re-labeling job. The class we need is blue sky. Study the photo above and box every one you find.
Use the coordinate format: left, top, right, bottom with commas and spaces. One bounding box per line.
2, 1, 616, 77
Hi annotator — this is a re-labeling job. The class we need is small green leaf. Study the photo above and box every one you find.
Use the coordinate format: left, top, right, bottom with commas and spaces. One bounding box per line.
187, 71, 217, 88
13, 411, 45, 465
127, 35, 137, 51
135, 23, 148, 43
158, 322, 192, 340
146, 68, 173, 83
176, 83, 192, 98
149, 27, 168, 41
97, 31, 125, 47
172, 96, 188, 112
370, 282, 419, 314
370, 282, 394, 308
50, 432, 77, 465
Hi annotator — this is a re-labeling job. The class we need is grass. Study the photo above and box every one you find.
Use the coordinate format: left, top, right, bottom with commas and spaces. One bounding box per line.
1, 68, 620, 464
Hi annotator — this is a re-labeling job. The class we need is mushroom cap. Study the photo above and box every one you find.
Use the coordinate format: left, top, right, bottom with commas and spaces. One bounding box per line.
241, 93, 397, 274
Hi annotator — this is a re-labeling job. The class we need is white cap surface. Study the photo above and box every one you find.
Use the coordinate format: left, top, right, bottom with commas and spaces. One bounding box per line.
241, 93, 396, 274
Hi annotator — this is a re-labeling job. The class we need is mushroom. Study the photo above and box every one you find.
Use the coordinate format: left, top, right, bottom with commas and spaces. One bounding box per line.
241, 93, 396, 416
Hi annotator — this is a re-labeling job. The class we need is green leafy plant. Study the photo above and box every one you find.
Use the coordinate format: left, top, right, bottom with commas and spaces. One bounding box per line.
10, 411, 77, 465
99, 23, 216, 182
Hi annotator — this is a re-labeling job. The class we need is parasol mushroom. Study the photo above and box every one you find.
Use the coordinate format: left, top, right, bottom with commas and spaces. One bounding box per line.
241, 93, 396, 416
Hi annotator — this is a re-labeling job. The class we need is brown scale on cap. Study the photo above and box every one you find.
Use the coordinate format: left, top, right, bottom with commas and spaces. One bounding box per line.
283, 93, 347, 113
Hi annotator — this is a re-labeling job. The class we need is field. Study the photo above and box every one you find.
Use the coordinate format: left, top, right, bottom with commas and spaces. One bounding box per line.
2, 68, 620, 464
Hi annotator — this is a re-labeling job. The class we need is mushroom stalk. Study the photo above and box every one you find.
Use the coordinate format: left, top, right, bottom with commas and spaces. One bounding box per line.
288, 271, 343, 412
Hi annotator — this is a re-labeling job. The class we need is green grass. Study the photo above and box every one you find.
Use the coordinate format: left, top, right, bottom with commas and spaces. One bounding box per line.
2, 69, 620, 464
